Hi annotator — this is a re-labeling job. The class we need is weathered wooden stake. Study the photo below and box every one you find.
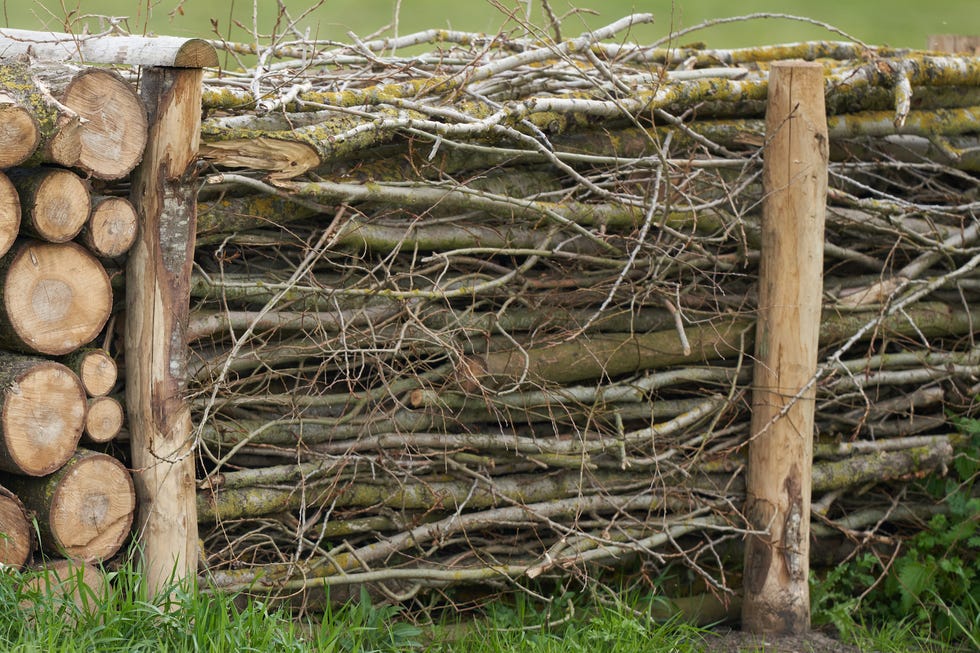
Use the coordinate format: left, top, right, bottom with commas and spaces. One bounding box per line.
742, 61, 828, 634
126, 65, 206, 595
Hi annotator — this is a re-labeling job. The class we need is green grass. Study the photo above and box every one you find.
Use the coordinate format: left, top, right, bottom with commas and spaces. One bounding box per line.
4, 0, 976, 49
3, 566, 716, 652
425, 592, 712, 653
5, 560, 977, 653
4, 563, 312, 652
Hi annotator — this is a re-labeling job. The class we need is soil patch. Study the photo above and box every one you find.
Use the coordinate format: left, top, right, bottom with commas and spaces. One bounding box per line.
699, 627, 863, 652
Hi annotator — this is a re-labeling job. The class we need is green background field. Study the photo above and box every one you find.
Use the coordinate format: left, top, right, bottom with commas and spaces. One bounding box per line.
4, 0, 977, 51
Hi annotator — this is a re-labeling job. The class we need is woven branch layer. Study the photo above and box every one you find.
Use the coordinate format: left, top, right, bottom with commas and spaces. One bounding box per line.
185, 14, 980, 606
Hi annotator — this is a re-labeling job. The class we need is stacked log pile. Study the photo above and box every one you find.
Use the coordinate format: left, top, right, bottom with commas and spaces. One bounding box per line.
190, 14, 979, 606
0, 57, 141, 572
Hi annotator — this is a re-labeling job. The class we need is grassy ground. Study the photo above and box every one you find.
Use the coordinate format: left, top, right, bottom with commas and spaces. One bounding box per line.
3, 562, 974, 652
6, 0, 976, 49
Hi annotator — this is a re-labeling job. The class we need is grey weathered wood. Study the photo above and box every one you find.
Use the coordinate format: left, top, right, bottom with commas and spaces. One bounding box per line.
0, 30, 217, 67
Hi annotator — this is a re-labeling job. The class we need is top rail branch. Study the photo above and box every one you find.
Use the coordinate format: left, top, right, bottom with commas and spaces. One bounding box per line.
0, 29, 218, 68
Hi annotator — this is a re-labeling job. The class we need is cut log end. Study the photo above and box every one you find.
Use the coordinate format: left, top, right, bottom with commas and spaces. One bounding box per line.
23, 559, 105, 613
0, 358, 85, 476
47, 451, 135, 562
81, 197, 138, 258
12, 168, 91, 243
0, 172, 19, 258
0, 100, 39, 167
2, 240, 112, 355
66, 348, 118, 397
0, 486, 32, 568
63, 69, 148, 180
176, 39, 220, 67
84, 395, 124, 443
44, 115, 84, 168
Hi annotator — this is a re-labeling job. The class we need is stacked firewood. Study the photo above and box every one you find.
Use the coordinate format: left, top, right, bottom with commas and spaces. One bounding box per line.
189, 14, 979, 607
0, 57, 143, 574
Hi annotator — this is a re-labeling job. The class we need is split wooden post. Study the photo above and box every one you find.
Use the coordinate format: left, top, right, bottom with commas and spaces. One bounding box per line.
126, 52, 216, 594
742, 61, 828, 634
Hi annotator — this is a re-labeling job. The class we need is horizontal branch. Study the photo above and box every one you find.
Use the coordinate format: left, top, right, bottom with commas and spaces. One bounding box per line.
0, 29, 217, 67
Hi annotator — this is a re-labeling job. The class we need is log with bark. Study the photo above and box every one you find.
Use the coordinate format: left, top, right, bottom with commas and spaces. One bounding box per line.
79, 196, 138, 259
8, 168, 90, 243
0, 59, 83, 169
0, 354, 85, 476
83, 396, 124, 443
61, 348, 117, 398
30, 65, 148, 180
0, 93, 40, 168
0, 240, 112, 355
0, 60, 146, 179
21, 559, 106, 620
3, 449, 135, 562
0, 484, 32, 568
0, 172, 19, 258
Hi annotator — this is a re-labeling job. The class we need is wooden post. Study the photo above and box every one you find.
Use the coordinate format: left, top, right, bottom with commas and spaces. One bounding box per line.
742, 61, 828, 634
126, 65, 207, 595
927, 34, 980, 54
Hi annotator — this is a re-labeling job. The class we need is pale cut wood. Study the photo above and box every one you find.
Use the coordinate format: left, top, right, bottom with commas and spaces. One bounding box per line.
0, 172, 19, 258
0, 240, 112, 355
0, 484, 32, 568
58, 68, 148, 180
22, 559, 105, 617
928, 34, 980, 54
8, 168, 90, 243
79, 196, 138, 258
0, 31, 218, 67
0, 61, 145, 178
61, 348, 117, 397
126, 67, 203, 595
83, 395, 124, 443
0, 59, 83, 169
742, 61, 828, 635
0, 354, 85, 476
6, 449, 135, 562
0, 93, 39, 167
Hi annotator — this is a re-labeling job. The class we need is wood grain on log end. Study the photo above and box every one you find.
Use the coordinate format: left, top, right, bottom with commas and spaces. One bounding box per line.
22, 559, 105, 618
175, 39, 219, 67
0, 172, 19, 258
81, 196, 138, 258
0, 485, 32, 568
200, 138, 319, 180
10, 168, 90, 243
1, 240, 111, 355
84, 395, 124, 443
0, 95, 39, 167
63, 348, 117, 397
62, 69, 148, 180
0, 356, 85, 476
14, 450, 137, 562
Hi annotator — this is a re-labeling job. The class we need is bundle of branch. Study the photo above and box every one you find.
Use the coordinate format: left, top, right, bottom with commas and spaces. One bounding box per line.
189, 14, 980, 604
